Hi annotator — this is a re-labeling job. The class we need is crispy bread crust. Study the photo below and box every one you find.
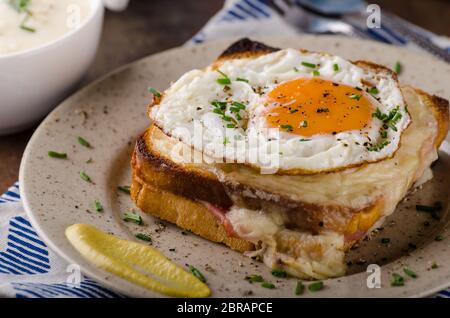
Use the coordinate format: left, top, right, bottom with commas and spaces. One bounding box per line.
131, 173, 254, 253
133, 125, 381, 236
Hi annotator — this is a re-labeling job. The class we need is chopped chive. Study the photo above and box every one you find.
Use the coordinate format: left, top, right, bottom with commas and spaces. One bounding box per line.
381, 238, 390, 245
20, 24, 35, 32
301, 61, 317, 68
235, 113, 242, 120
223, 137, 230, 145
349, 94, 362, 100
48, 151, 67, 159
216, 69, 231, 85
188, 265, 206, 283
135, 233, 152, 242
416, 204, 438, 212
390, 273, 404, 286
380, 130, 388, 138
261, 282, 275, 289
280, 124, 293, 132
79, 171, 92, 183
431, 262, 438, 269
299, 138, 311, 142
245, 275, 264, 283
435, 235, 443, 241
148, 87, 161, 97
226, 123, 236, 128
316, 107, 329, 113
271, 269, 288, 278
117, 186, 131, 195
308, 281, 324, 292
236, 77, 249, 83
213, 108, 224, 115
403, 267, 417, 279
123, 213, 143, 225
369, 87, 379, 95
333, 63, 339, 72
290, 109, 298, 114
217, 78, 231, 85
77, 137, 91, 148
232, 101, 246, 110
312, 70, 320, 76
394, 61, 402, 75
295, 281, 305, 295
20, 12, 35, 33
94, 200, 103, 213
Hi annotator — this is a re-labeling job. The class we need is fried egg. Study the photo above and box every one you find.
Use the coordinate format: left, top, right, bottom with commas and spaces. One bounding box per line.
149, 48, 410, 174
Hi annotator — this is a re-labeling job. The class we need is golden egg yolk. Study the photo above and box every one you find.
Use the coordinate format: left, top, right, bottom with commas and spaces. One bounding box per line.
265, 78, 374, 137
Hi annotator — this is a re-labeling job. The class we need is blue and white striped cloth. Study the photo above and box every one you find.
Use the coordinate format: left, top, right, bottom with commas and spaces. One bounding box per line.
1, 0, 449, 298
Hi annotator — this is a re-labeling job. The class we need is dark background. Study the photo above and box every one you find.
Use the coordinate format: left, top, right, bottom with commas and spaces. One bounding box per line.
1, 0, 449, 193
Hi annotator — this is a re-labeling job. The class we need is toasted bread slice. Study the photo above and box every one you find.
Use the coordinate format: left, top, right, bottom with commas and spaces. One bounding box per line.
133, 86, 448, 244
132, 86, 448, 277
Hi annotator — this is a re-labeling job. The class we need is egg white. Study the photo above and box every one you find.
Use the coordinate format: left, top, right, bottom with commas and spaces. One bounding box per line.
150, 48, 410, 174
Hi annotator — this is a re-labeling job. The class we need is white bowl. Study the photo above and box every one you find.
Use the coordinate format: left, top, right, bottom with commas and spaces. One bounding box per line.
0, 0, 105, 135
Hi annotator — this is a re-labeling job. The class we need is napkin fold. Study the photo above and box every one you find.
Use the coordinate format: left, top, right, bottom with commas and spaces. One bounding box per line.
1, 0, 449, 298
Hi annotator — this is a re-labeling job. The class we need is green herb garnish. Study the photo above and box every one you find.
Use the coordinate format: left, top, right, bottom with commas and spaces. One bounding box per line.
79, 171, 92, 183
10, 0, 31, 12
394, 61, 402, 75
403, 267, 417, 278
349, 94, 362, 100
308, 281, 324, 292
94, 200, 103, 213
300, 138, 311, 142
117, 186, 131, 195
280, 124, 293, 132
123, 213, 143, 225
135, 233, 152, 242
77, 137, 91, 148
390, 273, 404, 286
216, 69, 231, 85
189, 265, 206, 283
368, 87, 379, 95
300, 120, 308, 128
367, 140, 390, 152
236, 77, 249, 83
312, 70, 320, 76
148, 87, 161, 97
333, 63, 340, 72
295, 281, 305, 295
431, 262, 438, 269
261, 282, 275, 289
415, 204, 439, 213
223, 137, 230, 145
232, 101, 246, 110
301, 61, 317, 69
316, 107, 329, 113
271, 269, 288, 278
290, 109, 298, 114
48, 151, 67, 159
245, 275, 264, 283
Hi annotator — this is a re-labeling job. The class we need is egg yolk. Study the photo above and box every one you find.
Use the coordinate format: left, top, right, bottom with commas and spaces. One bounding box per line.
265, 78, 373, 137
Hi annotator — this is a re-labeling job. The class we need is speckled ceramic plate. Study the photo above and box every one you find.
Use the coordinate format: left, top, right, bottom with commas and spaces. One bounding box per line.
20, 35, 450, 298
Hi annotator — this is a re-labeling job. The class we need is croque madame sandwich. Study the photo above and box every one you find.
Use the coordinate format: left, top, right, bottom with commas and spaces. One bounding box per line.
131, 39, 449, 280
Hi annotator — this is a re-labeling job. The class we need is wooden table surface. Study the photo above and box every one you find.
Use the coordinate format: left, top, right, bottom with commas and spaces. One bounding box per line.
0, 0, 449, 193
